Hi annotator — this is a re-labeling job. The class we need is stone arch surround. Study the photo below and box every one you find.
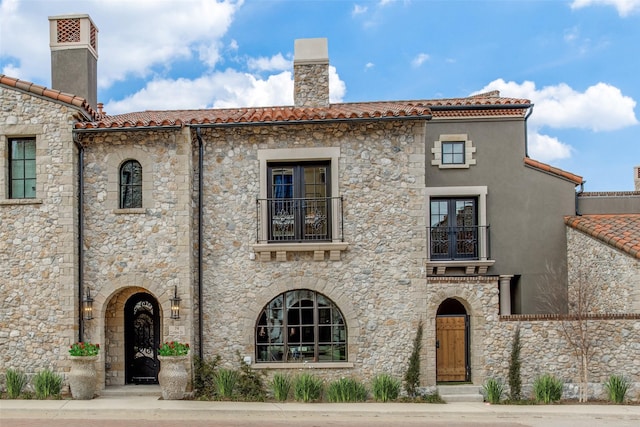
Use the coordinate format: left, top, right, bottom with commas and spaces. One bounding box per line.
424, 276, 499, 385
85, 274, 176, 388
242, 276, 362, 363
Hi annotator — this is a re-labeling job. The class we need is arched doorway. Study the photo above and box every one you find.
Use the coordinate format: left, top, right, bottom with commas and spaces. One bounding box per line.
124, 293, 160, 384
436, 298, 470, 382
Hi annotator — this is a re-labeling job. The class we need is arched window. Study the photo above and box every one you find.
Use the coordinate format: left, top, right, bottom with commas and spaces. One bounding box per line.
256, 289, 347, 363
120, 160, 142, 208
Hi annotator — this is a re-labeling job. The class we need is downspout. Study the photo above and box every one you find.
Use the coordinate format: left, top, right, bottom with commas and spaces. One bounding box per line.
195, 127, 204, 360
523, 105, 534, 158
72, 132, 85, 342
575, 181, 585, 216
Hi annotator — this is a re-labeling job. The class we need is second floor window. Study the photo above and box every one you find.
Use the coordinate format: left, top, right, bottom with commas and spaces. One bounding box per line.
441, 141, 465, 165
430, 198, 478, 260
9, 138, 36, 199
267, 162, 330, 241
120, 160, 142, 208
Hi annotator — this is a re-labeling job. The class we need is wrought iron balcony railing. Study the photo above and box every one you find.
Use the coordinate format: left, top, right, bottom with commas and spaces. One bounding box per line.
427, 225, 491, 260
257, 197, 344, 243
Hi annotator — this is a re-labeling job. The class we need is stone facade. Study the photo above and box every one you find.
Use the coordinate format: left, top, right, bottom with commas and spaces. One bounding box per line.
197, 121, 427, 381
567, 227, 640, 313
0, 86, 79, 376
1, 32, 639, 399
79, 128, 194, 386
485, 317, 640, 401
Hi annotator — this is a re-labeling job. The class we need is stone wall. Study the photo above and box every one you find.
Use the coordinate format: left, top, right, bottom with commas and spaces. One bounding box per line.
197, 120, 427, 380
79, 128, 194, 386
486, 316, 640, 401
567, 227, 640, 313
0, 87, 79, 376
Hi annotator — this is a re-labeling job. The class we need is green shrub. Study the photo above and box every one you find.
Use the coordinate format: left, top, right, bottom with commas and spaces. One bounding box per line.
483, 378, 504, 404
532, 374, 563, 404
372, 374, 400, 402
404, 320, 423, 397
293, 373, 323, 402
215, 368, 238, 399
33, 369, 63, 399
193, 355, 221, 398
604, 375, 629, 404
271, 373, 292, 402
234, 354, 266, 401
5, 368, 28, 399
508, 326, 522, 401
327, 377, 368, 402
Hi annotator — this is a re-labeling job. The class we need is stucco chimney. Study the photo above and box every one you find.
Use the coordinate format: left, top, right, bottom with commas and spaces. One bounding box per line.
48, 14, 99, 108
635, 166, 640, 191
293, 38, 329, 108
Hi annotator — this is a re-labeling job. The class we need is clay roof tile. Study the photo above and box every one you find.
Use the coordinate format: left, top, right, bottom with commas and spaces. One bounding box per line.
565, 214, 640, 259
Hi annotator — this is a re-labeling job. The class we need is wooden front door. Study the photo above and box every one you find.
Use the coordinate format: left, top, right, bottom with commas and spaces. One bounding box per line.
436, 315, 468, 382
125, 293, 160, 384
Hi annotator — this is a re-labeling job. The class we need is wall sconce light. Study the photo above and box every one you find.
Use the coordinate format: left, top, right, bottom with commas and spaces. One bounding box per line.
83, 287, 94, 320
170, 286, 181, 319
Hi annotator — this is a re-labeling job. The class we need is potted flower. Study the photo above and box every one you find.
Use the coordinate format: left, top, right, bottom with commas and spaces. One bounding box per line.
68, 342, 100, 399
157, 341, 190, 400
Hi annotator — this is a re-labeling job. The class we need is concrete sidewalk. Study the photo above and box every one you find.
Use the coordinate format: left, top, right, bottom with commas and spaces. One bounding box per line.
2, 395, 640, 421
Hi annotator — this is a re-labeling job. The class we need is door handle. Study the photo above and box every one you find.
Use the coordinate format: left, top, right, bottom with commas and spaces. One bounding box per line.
436, 340, 440, 349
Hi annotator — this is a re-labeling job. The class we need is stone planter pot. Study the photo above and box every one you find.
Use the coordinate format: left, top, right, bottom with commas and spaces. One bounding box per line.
158, 355, 189, 400
69, 355, 98, 399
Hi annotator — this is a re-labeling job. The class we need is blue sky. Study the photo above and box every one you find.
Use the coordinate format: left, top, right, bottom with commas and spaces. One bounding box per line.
1, 0, 639, 191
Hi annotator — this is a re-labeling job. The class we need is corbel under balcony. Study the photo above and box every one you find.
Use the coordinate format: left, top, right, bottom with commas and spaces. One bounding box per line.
252, 242, 349, 262
426, 259, 495, 275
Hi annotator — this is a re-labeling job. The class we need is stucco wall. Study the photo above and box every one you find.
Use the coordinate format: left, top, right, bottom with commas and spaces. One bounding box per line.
424, 118, 577, 314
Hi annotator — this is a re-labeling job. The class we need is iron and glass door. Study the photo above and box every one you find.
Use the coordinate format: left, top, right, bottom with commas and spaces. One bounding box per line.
125, 293, 160, 384
430, 198, 478, 260
267, 162, 330, 242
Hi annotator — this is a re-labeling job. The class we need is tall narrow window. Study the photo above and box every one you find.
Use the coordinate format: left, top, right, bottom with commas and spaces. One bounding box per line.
430, 198, 478, 259
120, 160, 142, 208
256, 290, 347, 363
9, 138, 36, 199
267, 162, 330, 241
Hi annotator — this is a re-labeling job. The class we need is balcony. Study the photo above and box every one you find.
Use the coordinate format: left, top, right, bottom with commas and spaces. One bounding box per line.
426, 225, 494, 275
253, 197, 347, 261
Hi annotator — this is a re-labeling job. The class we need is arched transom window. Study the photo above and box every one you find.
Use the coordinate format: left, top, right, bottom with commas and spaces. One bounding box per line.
119, 160, 142, 208
256, 289, 347, 363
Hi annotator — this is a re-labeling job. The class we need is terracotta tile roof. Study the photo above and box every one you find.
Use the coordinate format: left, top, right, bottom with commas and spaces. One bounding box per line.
524, 157, 583, 185
565, 214, 640, 259
73, 102, 435, 129
74, 95, 531, 130
1, 72, 530, 128
0, 74, 100, 121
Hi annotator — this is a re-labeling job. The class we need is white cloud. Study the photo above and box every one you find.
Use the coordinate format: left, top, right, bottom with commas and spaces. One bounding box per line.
475, 79, 638, 162
528, 133, 573, 162
571, 0, 640, 16
247, 54, 291, 72
477, 79, 638, 131
365, 62, 375, 71
352, 5, 368, 15
411, 53, 430, 68
105, 65, 346, 114
329, 66, 346, 103
0, 0, 240, 88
